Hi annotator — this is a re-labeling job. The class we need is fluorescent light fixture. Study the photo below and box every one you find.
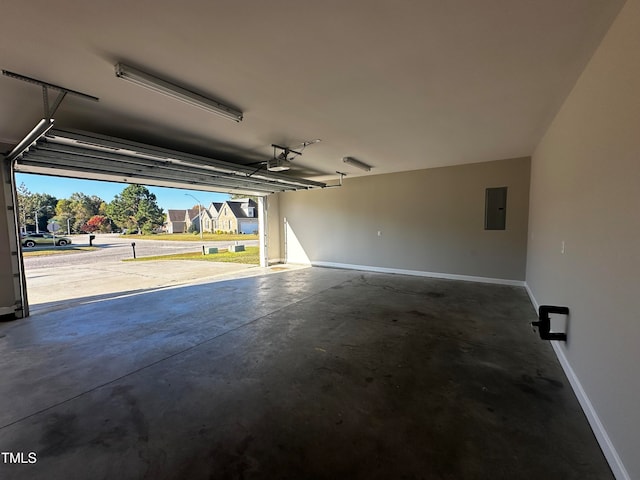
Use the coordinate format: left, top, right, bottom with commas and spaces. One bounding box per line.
342, 156, 371, 172
115, 63, 243, 122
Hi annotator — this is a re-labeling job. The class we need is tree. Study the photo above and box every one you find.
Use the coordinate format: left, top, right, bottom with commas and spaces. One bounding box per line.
55, 192, 105, 233
54, 198, 74, 233
16, 185, 58, 233
83, 215, 112, 233
106, 184, 164, 234
230, 194, 258, 203
33, 194, 58, 232
16, 183, 32, 233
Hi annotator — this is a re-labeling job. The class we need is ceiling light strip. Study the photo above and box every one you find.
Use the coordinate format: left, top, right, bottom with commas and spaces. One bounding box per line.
343, 156, 372, 172
115, 63, 243, 122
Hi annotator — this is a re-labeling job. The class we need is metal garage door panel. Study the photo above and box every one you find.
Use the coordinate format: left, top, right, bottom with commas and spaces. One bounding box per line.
13, 128, 325, 195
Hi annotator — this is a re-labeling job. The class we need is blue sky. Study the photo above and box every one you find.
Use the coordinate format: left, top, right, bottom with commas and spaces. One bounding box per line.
16, 173, 231, 211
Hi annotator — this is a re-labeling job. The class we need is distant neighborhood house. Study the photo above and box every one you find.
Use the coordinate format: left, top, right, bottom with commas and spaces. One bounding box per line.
165, 210, 187, 234
165, 199, 258, 234
165, 208, 198, 234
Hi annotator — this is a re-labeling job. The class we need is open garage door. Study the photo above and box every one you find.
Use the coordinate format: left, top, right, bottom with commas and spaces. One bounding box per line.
12, 128, 325, 195
0, 159, 27, 318
4, 125, 325, 317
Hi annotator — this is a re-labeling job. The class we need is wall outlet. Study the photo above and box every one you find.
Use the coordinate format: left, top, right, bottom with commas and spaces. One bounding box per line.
377, 230, 381, 237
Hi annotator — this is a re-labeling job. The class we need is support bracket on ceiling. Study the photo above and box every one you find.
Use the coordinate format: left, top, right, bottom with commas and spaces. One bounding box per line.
2, 70, 99, 119
322, 171, 347, 189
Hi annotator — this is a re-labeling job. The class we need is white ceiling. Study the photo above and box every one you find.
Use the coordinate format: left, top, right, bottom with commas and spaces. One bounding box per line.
0, 0, 624, 182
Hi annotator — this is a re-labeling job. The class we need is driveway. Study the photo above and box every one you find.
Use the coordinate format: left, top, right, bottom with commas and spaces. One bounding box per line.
22, 234, 265, 313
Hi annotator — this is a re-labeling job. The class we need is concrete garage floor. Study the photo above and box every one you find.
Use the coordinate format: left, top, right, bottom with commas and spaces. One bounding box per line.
0, 267, 611, 479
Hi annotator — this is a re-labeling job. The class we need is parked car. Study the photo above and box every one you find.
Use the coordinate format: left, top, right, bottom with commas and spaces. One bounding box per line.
21, 233, 72, 247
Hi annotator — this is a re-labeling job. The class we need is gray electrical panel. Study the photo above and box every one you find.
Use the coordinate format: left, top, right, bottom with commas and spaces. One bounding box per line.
485, 187, 507, 230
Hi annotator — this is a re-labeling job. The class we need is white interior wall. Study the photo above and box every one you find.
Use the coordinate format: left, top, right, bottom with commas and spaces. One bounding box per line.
273, 157, 530, 283
526, 1, 640, 478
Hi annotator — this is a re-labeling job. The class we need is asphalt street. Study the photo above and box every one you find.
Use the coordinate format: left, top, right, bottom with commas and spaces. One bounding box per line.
23, 233, 259, 269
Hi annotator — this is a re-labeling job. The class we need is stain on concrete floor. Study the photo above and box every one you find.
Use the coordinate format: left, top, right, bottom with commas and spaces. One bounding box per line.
0, 267, 612, 479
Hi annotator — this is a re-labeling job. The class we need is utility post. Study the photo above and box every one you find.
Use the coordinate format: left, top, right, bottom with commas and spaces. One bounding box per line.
184, 193, 204, 241
34, 205, 51, 234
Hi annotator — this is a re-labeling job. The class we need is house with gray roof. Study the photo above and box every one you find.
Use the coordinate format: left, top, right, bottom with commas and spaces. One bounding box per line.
185, 208, 201, 232
216, 199, 258, 234
166, 207, 204, 233
166, 200, 258, 234
165, 209, 188, 233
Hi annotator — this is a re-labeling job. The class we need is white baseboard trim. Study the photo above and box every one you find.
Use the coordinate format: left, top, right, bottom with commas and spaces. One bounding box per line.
524, 283, 630, 480
524, 282, 540, 311
311, 261, 525, 286
551, 342, 630, 480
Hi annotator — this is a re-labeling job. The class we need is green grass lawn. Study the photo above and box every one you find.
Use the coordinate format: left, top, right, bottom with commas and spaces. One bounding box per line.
123, 246, 260, 264
123, 233, 258, 242
22, 246, 98, 257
